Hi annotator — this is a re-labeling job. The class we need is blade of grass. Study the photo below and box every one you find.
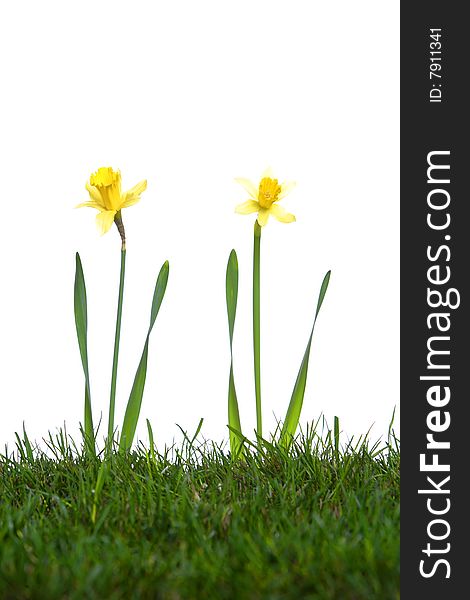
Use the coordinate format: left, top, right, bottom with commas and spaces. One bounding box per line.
176, 418, 204, 457
22, 423, 34, 463
190, 418, 204, 447
388, 406, 396, 444
226, 250, 243, 458
119, 260, 169, 453
334, 415, 340, 463
14, 433, 26, 462
227, 424, 257, 451
91, 458, 109, 524
279, 270, 331, 449
74, 253, 95, 456
146, 418, 156, 463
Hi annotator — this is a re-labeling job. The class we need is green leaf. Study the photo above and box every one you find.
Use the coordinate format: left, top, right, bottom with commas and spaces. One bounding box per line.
280, 270, 331, 449
226, 250, 238, 341
74, 253, 95, 456
226, 250, 243, 458
119, 261, 169, 453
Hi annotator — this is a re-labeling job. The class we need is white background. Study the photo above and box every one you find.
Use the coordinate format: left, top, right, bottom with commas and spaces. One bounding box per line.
0, 1, 399, 452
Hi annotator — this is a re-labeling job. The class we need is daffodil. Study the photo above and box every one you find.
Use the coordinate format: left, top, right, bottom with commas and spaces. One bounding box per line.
233, 169, 295, 439
77, 167, 147, 237
76, 166, 147, 455
228, 169, 330, 450
235, 168, 296, 227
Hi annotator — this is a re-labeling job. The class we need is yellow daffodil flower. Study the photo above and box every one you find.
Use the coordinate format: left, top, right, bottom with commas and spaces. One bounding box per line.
77, 167, 147, 236
235, 168, 296, 227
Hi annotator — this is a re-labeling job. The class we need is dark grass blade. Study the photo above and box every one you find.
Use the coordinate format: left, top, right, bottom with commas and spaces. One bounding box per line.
92, 458, 109, 524
176, 418, 204, 456
280, 270, 331, 449
226, 250, 243, 458
22, 423, 34, 462
227, 424, 256, 451
14, 433, 27, 462
334, 415, 340, 462
74, 253, 95, 456
119, 261, 169, 453
146, 419, 156, 463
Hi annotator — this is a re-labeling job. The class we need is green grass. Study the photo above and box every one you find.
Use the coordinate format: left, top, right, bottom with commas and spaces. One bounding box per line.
0, 421, 400, 600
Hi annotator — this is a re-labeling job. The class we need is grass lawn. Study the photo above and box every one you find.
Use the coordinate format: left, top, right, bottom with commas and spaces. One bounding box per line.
0, 423, 400, 599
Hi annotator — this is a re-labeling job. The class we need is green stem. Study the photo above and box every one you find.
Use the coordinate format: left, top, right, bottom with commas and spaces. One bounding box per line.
253, 220, 262, 438
108, 246, 126, 448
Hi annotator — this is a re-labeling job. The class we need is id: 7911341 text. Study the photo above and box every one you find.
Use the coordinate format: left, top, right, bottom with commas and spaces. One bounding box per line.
429, 28, 442, 103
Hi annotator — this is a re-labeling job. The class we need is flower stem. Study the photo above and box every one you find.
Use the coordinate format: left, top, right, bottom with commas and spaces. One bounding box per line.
108, 245, 126, 448
253, 220, 262, 438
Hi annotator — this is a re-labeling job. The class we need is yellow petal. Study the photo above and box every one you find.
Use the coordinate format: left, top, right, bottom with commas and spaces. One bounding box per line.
96, 210, 117, 235
279, 181, 296, 200
270, 203, 296, 223
121, 179, 147, 208
234, 178, 258, 200
75, 200, 103, 210
257, 207, 270, 227
86, 182, 105, 206
235, 200, 260, 215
